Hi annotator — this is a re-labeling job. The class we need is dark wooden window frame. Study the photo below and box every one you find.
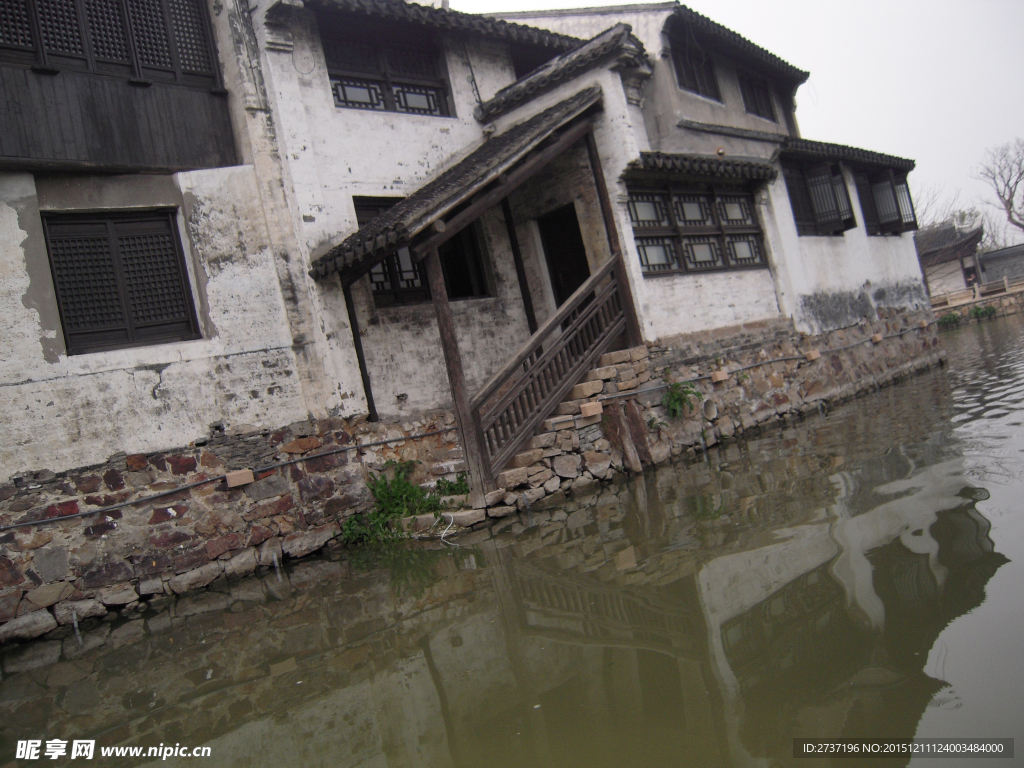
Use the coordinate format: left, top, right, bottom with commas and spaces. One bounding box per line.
853, 168, 917, 235
669, 35, 720, 102
0, 0, 221, 89
737, 69, 776, 122
355, 197, 489, 308
627, 183, 769, 277
782, 160, 857, 237
319, 15, 451, 118
42, 208, 201, 355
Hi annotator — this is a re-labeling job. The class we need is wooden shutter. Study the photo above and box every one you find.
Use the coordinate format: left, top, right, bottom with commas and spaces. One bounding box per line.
854, 172, 881, 235
894, 175, 918, 232
44, 211, 199, 355
783, 165, 817, 236
805, 163, 843, 234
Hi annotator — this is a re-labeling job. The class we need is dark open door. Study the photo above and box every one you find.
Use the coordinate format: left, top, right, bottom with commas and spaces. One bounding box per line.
538, 203, 591, 307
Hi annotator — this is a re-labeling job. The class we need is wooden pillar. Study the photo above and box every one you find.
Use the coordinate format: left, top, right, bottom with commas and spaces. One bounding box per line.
342, 280, 377, 422
424, 247, 493, 507
584, 129, 643, 347
501, 197, 538, 334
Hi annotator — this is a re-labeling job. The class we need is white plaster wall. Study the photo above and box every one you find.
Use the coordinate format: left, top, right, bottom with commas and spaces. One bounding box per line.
0, 167, 309, 479
640, 270, 781, 338
763, 165, 929, 334
925, 260, 968, 295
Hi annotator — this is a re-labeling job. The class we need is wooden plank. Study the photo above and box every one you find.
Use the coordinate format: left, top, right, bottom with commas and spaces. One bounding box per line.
342, 282, 378, 422
424, 247, 493, 505
584, 129, 643, 347
501, 197, 537, 334
411, 118, 595, 260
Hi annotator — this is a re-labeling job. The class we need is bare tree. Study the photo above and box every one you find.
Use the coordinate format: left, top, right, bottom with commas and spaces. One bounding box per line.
978, 138, 1024, 236
910, 181, 963, 228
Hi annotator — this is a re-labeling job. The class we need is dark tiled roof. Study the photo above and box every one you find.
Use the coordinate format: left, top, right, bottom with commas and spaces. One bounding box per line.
625, 151, 778, 181
670, 5, 808, 84
914, 224, 983, 267
980, 243, 1024, 263
310, 87, 603, 280
783, 138, 915, 172
475, 24, 645, 123
307, 0, 580, 52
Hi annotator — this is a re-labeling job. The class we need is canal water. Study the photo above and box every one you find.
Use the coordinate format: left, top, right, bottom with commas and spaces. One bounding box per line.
2, 317, 1023, 767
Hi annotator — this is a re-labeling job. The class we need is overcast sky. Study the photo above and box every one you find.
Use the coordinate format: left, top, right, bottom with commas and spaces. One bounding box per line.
451, 0, 1024, 241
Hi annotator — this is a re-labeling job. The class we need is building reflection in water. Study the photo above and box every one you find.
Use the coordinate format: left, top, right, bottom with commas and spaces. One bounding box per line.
0, 376, 1007, 768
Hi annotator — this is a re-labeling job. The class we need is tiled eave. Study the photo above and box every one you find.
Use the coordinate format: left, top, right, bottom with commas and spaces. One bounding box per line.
625, 151, 778, 182
783, 138, 915, 172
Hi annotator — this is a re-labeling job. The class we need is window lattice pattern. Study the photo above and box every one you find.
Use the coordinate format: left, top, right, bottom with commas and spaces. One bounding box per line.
85, 0, 130, 62
393, 84, 444, 116
628, 186, 766, 276
333, 78, 386, 110
48, 234, 125, 331
168, 0, 211, 73
127, 0, 171, 68
0, 0, 34, 48
119, 232, 191, 325
37, 0, 84, 55
385, 45, 437, 79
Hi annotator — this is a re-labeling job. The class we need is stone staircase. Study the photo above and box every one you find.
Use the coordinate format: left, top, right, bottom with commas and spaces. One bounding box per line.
492, 344, 651, 491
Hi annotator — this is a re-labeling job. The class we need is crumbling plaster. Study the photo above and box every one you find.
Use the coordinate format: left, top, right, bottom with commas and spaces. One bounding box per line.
0, 167, 309, 480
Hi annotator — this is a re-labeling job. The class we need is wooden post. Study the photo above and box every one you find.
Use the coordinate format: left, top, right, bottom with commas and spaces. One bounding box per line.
583, 129, 643, 347
501, 197, 538, 334
1004, 275, 1010, 293
424, 247, 493, 507
342, 281, 377, 422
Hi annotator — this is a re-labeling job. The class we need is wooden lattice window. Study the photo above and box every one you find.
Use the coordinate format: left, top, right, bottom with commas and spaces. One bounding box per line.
627, 185, 768, 277
854, 169, 917, 235
0, 0, 219, 87
737, 70, 775, 122
670, 37, 719, 101
319, 14, 449, 117
43, 209, 200, 355
782, 161, 856, 236
355, 198, 487, 307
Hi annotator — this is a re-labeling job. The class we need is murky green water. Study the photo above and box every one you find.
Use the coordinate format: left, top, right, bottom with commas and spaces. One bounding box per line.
4, 318, 1024, 767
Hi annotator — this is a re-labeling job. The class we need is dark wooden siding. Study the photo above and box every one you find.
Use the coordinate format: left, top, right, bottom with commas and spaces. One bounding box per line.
0, 65, 236, 172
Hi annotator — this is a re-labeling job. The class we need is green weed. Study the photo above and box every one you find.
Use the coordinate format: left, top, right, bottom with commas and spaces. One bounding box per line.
937, 313, 961, 329
970, 305, 997, 320
341, 460, 444, 546
662, 380, 703, 420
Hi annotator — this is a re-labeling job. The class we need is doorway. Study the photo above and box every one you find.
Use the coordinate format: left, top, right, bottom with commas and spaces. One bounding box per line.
537, 203, 591, 308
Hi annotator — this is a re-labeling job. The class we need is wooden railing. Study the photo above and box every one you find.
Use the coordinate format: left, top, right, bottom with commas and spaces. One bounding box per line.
931, 274, 1024, 308
471, 256, 628, 476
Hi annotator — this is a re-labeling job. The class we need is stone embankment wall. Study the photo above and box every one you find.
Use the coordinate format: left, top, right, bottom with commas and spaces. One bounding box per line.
0, 308, 941, 643
933, 286, 1024, 321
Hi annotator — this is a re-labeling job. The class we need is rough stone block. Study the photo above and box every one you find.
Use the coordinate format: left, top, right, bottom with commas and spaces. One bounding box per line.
582, 451, 612, 478
568, 380, 604, 400
614, 546, 637, 570
598, 350, 631, 366
486, 505, 516, 519
804, 349, 821, 361
574, 414, 602, 428
280, 437, 322, 454
168, 562, 224, 594
257, 537, 283, 568
543, 476, 561, 494
447, 509, 485, 527
508, 449, 544, 468
0, 609, 57, 642
540, 415, 574, 432
139, 577, 164, 596
2, 640, 61, 674
580, 401, 603, 417
871, 333, 883, 343
244, 475, 290, 501
585, 366, 618, 381
54, 599, 106, 625
529, 468, 554, 486
554, 400, 583, 416
529, 432, 557, 449
282, 524, 340, 559
223, 548, 258, 579
552, 454, 581, 479
618, 378, 638, 391
96, 584, 138, 606
26, 582, 74, 608
710, 370, 729, 383
496, 467, 529, 489
484, 489, 506, 507
629, 346, 649, 361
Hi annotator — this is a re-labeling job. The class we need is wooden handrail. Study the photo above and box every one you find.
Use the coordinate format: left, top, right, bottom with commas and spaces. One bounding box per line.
471, 255, 619, 411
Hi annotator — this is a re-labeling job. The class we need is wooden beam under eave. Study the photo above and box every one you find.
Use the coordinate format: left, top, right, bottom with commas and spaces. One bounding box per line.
423, 247, 493, 508
502, 197, 538, 334
342, 281, 378, 422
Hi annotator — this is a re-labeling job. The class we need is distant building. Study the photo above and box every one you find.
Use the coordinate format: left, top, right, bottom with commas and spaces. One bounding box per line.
914, 221, 984, 294
980, 243, 1024, 284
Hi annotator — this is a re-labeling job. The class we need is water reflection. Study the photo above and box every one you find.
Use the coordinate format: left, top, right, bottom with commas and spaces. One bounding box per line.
2, 322, 1020, 767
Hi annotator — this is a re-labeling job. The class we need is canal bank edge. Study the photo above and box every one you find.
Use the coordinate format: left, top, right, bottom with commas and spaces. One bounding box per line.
0, 307, 943, 644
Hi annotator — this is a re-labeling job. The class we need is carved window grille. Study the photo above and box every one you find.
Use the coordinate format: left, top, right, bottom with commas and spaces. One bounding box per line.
0, 0, 219, 87
853, 169, 917, 235
737, 70, 775, 122
782, 161, 857, 236
627, 185, 768, 277
354, 198, 487, 307
320, 15, 449, 117
670, 36, 720, 101
42, 209, 200, 355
